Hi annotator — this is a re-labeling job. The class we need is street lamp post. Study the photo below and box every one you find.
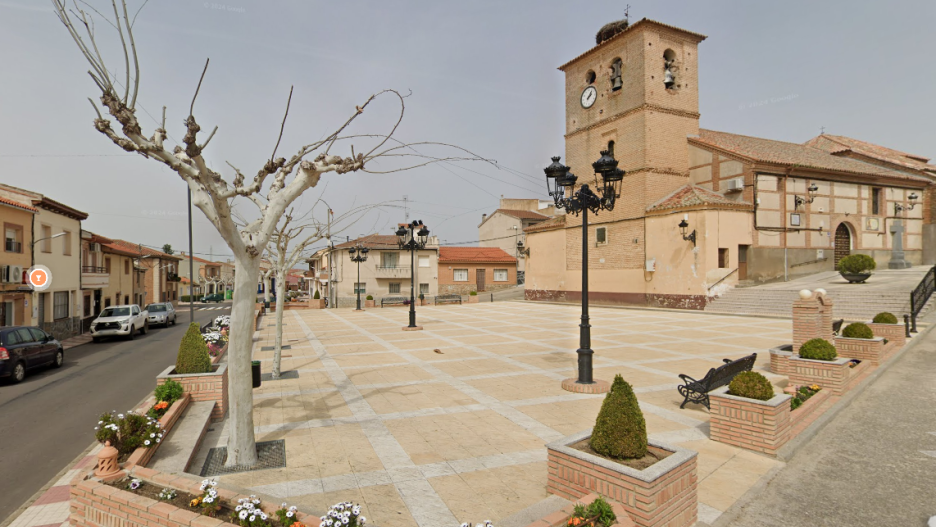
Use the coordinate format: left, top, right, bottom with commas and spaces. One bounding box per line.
395, 220, 429, 330
544, 151, 624, 387
348, 243, 370, 311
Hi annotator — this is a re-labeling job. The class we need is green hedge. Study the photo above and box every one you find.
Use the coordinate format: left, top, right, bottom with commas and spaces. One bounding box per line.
872, 312, 898, 324
728, 371, 774, 401
180, 295, 203, 302
842, 322, 874, 339
799, 338, 837, 361
589, 375, 647, 460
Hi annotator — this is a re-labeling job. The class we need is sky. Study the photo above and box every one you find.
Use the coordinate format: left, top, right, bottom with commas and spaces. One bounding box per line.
0, 0, 933, 262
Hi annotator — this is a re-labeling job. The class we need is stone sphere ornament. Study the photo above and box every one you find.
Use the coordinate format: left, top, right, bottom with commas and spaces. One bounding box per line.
799, 290, 812, 300
815, 288, 827, 296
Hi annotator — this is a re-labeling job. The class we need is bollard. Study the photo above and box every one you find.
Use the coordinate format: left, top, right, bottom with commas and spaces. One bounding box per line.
904, 314, 912, 338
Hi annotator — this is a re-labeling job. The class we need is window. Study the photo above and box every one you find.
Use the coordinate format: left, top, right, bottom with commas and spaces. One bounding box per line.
4, 224, 22, 253
41, 225, 52, 253
596, 227, 608, 246
29, 328, 47, 342
53, 291, 69, 320
389, 282, 401, 294
104, 298, 111, 308
63, 230, 72, 255
871, 187, 883, 215
124, 295, 129, 305
610, 58, 623, 91
453, 269, 468, 282
354, 283, 366, 294
418, 255, 430, 268
585, 70, 596, 84
83, 294, 91, 317
124, 259, 130, 274
105, 257, 111, 273
132, 306, 140, 315
494, 269, 508, 282
381, 252, 399, 268
718, 248, 729, 269
1, 301, 12, 326
420, 283, 429, 295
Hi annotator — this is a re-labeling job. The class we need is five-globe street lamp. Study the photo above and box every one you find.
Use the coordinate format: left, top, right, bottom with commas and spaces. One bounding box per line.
544, 150, 624, 386
348, 242, 370, 311
395, 220, 429, 330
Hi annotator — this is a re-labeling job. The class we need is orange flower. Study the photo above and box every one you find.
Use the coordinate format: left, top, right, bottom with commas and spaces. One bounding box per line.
568, 517, 582, 526
154, 401, 169, 411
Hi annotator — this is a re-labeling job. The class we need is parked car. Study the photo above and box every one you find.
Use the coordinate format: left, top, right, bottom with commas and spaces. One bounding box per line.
0, 326, 64, 384
201, 293, 225, 303
145, 303, 177, 328
90, 305, 149, 342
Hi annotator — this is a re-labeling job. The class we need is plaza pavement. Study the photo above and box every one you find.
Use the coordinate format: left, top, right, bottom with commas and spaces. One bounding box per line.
192, 302, 797, 527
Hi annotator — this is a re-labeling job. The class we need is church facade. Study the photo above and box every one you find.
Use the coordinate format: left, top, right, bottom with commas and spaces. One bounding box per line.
524, 19, 936, 309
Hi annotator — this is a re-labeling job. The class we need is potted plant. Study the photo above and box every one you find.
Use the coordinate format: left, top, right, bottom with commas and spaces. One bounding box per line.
709, 372, 792, 456
311, 290, 325, 309
546, 375, 698, 527
468, 290, 479, 303
364, 295, 375, 308
837, 254, 876, 283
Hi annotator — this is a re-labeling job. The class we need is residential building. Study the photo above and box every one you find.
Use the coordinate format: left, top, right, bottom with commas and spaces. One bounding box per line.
524, 18, 935, 310
438, 247, 518, 295
329, 234, 439, 307
306, 248, 330, 300
107, 240, 181, 305
478, 198, 555, 283
0, 184, 87, 339
97, 237, 147, 312
177, 252, 220, 297
0, 196, 36, 327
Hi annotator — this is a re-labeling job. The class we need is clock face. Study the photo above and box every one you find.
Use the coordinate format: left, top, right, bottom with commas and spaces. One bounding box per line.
581, 86, 597, 108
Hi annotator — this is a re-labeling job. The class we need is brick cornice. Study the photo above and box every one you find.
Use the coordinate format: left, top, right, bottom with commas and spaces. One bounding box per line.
565, 103, 701, 139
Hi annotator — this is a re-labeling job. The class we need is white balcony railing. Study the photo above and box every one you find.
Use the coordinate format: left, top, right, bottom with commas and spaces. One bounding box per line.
374, 265, 411, 278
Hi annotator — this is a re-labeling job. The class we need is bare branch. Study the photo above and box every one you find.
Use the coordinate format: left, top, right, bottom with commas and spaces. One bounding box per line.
87, 97, 103, 120
200, 125, 218, 150
190, 58, 210, 117
120, 0, 141, 109
270, 85, 293, 162
130, 0, 148, 27
108, 0, 131, 104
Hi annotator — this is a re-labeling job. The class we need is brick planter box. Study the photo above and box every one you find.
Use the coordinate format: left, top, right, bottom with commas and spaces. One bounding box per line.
834, 336, 885, 366
365, 299, 375, 308
786, 386, 832, 430
157, 363, 228, 421
547, 430, 697, 527
124, 393, 191, 469
69, 465, 317, 527
468, 295, 479, 304
709, 387, 793, 457
210, 341, 229, 365
309, 298, 325, 309
869, 322, 906, 349
788, 356, 852, 395
525, 492, 636, 527
769, 345, 793, 375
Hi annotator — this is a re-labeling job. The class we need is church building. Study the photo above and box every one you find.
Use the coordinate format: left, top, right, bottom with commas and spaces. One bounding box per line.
524, 18, 936, 309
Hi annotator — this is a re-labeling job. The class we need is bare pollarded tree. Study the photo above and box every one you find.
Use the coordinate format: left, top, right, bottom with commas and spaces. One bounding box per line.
52, 0, 489, 466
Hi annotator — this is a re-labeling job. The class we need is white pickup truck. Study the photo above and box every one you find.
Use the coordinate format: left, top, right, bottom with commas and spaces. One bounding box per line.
90, 304, 149, 342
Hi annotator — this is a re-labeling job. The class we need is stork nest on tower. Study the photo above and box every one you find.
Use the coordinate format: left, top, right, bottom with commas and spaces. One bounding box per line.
596, 18, 629, 45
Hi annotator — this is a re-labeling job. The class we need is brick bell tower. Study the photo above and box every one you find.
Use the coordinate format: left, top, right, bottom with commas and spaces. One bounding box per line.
560, 18, 707, 221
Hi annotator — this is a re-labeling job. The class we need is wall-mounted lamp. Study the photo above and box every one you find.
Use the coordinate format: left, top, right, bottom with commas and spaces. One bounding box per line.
794, 183, 819, 209
516, 239, 530, 257
678, 218, 696, 247
894, 192, 919, 215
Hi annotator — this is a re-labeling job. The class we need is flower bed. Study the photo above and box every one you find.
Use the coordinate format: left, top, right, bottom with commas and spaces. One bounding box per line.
834, 336, 885, 366
546, 430, 697, 527
709, 386, 793, 457
785, 385, 832, 431
157, 363, 228, 421
523, 493, 636, 527
125, 393, 191, 468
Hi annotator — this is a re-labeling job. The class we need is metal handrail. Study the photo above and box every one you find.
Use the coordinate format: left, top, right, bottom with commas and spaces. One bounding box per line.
82, 266, 107, 273
909, 265, 936, 332
707, 268, 739, 291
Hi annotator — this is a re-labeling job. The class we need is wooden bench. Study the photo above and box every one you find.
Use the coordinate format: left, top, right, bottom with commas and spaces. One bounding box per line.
832, 319, 845, 335
677, 353, 757, 410
380, 296, 409, 307
435, 294, 462, 305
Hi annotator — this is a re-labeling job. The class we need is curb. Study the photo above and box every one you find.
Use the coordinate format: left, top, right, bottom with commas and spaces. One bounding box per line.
706, 321, 936, 527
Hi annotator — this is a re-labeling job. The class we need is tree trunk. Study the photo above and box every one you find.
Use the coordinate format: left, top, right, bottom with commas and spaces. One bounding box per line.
272, 270, 287, 379
226, 254, 261, 467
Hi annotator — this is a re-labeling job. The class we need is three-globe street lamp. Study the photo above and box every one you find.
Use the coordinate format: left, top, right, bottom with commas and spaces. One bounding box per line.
544, 150, 624, 387
348, 242, 370, 311
395, 220, 429, 330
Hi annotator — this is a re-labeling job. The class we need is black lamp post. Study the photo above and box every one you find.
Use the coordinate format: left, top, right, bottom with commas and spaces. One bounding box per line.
544, 151, 624, 385
678, 219, 697, 246
348, 243, 370, 311
395, 220, 429, 329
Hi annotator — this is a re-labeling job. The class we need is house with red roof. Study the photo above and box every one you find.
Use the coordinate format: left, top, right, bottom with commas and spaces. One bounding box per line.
478, 198, 556, 284
438, 247, 518, 295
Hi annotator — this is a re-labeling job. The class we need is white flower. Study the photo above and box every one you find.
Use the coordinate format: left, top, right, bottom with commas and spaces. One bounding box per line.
286, 511, 294, 518
117, 414, 124, 418
246, 503, 254, 510
236, 506, 243, 511
239, 510, 249, 520
290, 506, 298, 512
150, 433, 156, 438
144, 440, 151, 446
359, 518, 365, 525
342, 517, 349, 524
461, 523, 469, 527
352, 506, 361, 515
260, 513, 267, 520
204, 497, 213, 504
249, 516, 256, 522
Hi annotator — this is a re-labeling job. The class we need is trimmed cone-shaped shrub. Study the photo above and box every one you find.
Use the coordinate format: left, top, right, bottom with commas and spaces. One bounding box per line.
728, 371, 775, 401
313, 290, 321, 299
837, 254, 876, 274
872, 312, 898, 324
589, 375, 647, 460
842, 322, 874, 339
175, 322, 212, 374
799, 338, 837, 361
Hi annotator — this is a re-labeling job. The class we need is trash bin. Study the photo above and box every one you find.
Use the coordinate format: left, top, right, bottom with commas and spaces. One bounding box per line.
263, 301, 270, 309
252, 360, 262, 388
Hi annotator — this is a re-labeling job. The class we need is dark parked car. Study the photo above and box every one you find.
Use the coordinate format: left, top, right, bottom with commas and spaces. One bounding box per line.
201, 293, 225, 303
0, 326, 64, 384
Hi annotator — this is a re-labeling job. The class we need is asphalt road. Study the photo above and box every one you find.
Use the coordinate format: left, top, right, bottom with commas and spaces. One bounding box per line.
727, 328, 936, 527
0, 303, 229, 523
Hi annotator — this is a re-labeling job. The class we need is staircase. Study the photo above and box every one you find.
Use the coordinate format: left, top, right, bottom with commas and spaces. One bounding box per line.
705, 286, 935, 321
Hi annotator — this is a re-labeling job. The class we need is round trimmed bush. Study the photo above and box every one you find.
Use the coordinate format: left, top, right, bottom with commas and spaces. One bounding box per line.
589, 375, 648, 460
799, 338, 837, 361
175, 322, 212, 374
728, 371, 775, 401
837, 254, 876, 274
365, 295, 373, 300
469, 291, 478, 296
872, 312, 898, 324
841, 322, 874, 339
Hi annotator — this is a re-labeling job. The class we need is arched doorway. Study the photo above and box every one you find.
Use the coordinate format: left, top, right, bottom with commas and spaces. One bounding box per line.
834, 223, 853, 266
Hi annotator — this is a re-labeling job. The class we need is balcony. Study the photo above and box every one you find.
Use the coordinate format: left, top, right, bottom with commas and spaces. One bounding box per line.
374, 265, 412, 279
81, 266, 109, 288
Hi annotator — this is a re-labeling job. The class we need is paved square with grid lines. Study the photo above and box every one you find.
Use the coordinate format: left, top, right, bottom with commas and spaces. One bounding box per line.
194, 302, 795, 527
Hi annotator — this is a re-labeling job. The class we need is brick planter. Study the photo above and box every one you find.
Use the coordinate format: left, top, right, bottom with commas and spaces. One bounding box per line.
124, 393, 191, 469
547, 430, 697, 527
210, 341, 228, 365
365, 299, 375, 308
468, 295, 479, 303
787, 386, 832, 430
788, 356, 852, 395
834, 336, 885, 366
768, 345, 793, 375
157, 364, 228, 421
869, 322, 906, 349
69, 465, 317, 527
524, 492, 636, 527
709, 387, 793, 456
309, 298, 325, 309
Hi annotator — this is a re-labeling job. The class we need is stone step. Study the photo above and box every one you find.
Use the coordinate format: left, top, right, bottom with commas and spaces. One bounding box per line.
148, 401, 215, 475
